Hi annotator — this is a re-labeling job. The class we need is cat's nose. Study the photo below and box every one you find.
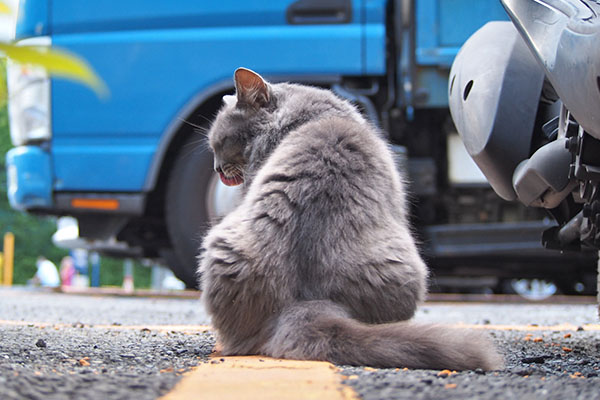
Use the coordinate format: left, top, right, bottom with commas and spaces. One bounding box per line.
214, 164, 223, 174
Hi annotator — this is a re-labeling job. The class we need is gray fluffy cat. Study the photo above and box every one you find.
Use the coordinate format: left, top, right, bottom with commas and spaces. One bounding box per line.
199, 68, 502, 370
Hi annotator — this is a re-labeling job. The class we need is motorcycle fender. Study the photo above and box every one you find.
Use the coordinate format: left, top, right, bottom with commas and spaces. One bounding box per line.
449, 21, 545, 201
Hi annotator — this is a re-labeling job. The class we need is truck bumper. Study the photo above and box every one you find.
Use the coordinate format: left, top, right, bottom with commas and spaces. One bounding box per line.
6, 146, 53, 211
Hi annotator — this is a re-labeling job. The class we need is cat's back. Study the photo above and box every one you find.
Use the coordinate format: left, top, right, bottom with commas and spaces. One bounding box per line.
259, 116, 392, 180
241, 115, 409, 254
253, 116, 403, 208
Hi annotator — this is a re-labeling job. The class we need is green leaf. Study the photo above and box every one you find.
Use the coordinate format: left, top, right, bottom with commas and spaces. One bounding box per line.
0, 58, 6, 108
0, 2, 11, 14
0, 43, 109, 98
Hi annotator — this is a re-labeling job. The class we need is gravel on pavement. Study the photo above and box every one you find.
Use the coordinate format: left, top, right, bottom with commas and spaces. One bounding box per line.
1, 287, 600, 400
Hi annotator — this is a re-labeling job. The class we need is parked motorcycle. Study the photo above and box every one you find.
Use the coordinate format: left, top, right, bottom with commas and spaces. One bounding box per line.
449, 0, 600, 308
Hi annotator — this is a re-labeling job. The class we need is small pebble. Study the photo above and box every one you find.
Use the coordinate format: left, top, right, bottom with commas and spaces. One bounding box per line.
521, 356, 546, 364
35, 339, 47, 348
514, 369, 533, 376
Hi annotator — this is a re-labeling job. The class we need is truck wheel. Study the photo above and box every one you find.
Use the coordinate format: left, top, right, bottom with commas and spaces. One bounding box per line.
164, 138, 213, 289
164, 135, 240, 289
597, 251, 600, 319
159, 249, 198, 289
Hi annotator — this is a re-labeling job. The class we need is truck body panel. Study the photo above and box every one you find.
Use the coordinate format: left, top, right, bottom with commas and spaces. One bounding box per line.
46, 0, 384, 192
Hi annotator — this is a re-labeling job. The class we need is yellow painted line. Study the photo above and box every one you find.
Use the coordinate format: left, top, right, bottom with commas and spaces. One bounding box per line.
425, 294, 597, 304
0, 319, 212, 334
460, 322, 600, 331
57, 286, 200, 299
161, 355, 358, 400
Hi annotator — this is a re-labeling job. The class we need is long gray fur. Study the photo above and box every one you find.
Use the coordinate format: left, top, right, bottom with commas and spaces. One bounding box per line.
199, 68, 502, 371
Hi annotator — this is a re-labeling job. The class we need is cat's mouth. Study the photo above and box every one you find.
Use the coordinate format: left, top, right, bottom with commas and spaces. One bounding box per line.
219, 172, 244, 186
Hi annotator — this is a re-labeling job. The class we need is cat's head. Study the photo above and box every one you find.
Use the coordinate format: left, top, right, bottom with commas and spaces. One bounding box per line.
207, 68, 274, 186
207, 68, 363, 187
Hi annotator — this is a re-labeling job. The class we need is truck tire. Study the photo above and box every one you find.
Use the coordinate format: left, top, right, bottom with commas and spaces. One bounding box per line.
164, 136, 215, 289
598, 251, 600, 319
159, 249, 198, 290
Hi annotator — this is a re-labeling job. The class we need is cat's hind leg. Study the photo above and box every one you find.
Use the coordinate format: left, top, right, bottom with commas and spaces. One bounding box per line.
199, 229, 275, 355
199, 213, 294, 356
332, 256, 427, 325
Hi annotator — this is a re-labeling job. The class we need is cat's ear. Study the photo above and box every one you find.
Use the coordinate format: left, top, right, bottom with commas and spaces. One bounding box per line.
234, 68, 270, 108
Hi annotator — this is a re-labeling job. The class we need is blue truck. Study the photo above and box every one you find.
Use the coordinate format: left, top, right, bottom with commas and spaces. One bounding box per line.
7, 0, 594, 291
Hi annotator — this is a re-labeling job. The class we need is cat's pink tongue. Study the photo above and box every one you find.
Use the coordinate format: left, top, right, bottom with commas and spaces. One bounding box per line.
219, 173, 244, 186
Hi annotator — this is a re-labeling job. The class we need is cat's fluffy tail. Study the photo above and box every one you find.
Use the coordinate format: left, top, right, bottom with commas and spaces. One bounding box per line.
262, 300, 502, 371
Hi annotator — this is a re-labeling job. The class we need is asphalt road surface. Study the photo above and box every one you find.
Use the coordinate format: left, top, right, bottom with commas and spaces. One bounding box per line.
1, 287, 600, 399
